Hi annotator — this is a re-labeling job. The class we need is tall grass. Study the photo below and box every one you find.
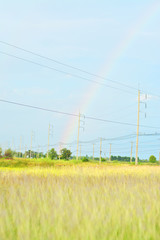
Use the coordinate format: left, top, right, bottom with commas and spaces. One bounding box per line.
0, 165, 160, 239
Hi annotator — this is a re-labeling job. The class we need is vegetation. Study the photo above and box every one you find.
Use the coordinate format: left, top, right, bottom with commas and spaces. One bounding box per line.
0, 146, 150, 163
111, 155, 136, 162
0, 158, 55, 168
82, 156, 89, 162
149, 155, 157, 163
0, 164, 160, 239
60, 148, 72, 160
48, 148, 58, 159
4, 148, 13, 159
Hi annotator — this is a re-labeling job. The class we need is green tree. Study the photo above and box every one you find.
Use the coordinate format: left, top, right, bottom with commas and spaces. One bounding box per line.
4, 149, 13, 159
48, 148, 57, 160
149, 155, 157, 163
61, 148, 72, 160
38, 152, 45, 158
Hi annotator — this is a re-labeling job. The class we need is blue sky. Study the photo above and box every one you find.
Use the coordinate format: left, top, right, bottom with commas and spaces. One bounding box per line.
0, 0, 160, 159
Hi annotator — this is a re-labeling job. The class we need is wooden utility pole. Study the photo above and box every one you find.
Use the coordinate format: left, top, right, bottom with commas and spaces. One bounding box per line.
37, 145, 39, 159
30, 131, 33, 159
19, 136, 22, 158
76, 112, 81, 160
135, 90, 140, 165
47, 123, 50, 158
159, 152, 160, 165
12, 138, 14, 151
80, 145, 81, 160
93, 144, 94, 161
59, 144, 61, 160
100, 138, 102, 163
130, 142, 133, 163
25, 145, 27, 159
41, 147, 43, 158
109, 143, 112, 162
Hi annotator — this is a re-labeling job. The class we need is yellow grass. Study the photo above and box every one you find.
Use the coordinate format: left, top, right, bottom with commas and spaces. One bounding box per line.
0, 164, 160, 239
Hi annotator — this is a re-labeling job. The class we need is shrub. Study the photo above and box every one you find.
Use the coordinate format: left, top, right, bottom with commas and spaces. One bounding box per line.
101, 158, 106, 162
48, 148, 57, 160
82, 157, 89, 162
61, 148, 72, 160
4, 149, 13, 159
149, 155, 157, 163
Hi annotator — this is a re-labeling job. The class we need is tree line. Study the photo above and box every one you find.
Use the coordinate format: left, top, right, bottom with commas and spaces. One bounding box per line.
0, 147, 72, 160
0, 147, 157, 163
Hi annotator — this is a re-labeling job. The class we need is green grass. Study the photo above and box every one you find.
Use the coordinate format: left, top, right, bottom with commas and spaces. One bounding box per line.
0, 158, 54, 168
0, 158, 85, 168
0, 157, 152, 169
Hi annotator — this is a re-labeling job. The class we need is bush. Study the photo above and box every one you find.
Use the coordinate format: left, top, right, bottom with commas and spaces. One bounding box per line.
61, 148, 72, 160
101, 158, 106, 162
149, 155, 157, 163
4, 149, 13, 159
48, 148, 57, 160
82, 157, 89, 162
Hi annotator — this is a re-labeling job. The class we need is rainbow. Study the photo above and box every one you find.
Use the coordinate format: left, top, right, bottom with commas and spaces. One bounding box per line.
60, 0, 160, 145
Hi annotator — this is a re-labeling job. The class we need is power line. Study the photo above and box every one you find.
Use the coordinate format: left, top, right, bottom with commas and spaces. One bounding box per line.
0, 98, 78, 117
6, 131, 160, 154
0, 98, 159, 129
34, 133, 160, 148
1, 40, 160, 98
85, 115, 159, 129
0, 50, 136, 95
0, 40, 138, 91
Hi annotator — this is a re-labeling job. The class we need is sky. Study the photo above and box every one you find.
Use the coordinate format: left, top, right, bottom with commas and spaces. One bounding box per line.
0, 0, 160, 159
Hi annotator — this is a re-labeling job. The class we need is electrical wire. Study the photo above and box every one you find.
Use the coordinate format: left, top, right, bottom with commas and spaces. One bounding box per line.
0, 98, 159, 129
0, 40, 138, 91
1, 40, 160, 99
0, 50, 137, 95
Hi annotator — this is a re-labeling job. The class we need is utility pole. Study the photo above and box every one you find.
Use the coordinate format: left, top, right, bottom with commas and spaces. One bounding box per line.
69, 146, 71, 160
76, 112, 81, 161
38, 145, 40, 159
104, 152, 106, 161
80, 145, 81, 160
109, 144, 112, 162
25, 145, 27, 159
30, 131, 33, 159
12, 138, 14, 151
41, 146, 43, 158
159, 152, 160, 165
19, 136, 22, 158
100, 138, 102, 163
130, 142, 133, 163
47, 123, 50, 158
59, 144, 61, 161
93, 144, 94, 161
135, 90, 140, 165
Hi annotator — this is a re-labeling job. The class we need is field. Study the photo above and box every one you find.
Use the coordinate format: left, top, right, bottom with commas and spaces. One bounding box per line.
0, 159, 160, 240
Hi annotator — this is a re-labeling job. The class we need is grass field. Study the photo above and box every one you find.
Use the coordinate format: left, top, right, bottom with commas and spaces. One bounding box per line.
0, 159, 160, 240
